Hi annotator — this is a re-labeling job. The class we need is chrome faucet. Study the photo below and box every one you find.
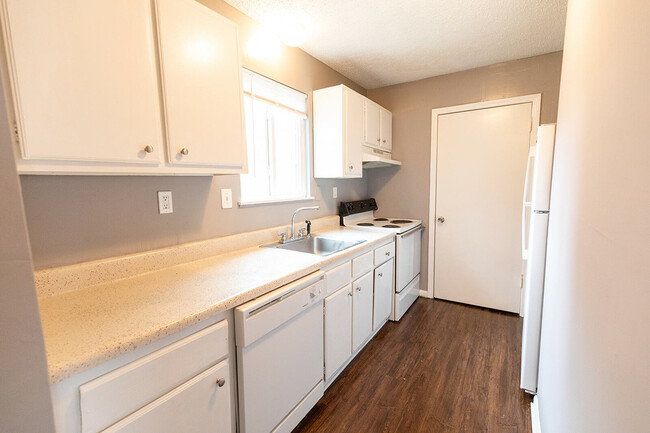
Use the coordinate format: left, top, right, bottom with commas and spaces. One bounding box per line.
281, 205, 320, 243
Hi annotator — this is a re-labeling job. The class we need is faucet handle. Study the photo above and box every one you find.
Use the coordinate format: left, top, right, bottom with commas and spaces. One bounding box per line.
299, 228, 307, 237
278, 232, 287, 243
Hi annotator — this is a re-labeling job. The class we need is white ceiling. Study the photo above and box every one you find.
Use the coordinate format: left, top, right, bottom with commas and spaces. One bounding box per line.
223, 0, 568, 89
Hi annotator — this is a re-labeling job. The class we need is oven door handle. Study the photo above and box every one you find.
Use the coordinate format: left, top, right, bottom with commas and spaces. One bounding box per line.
399, 225, 424, 238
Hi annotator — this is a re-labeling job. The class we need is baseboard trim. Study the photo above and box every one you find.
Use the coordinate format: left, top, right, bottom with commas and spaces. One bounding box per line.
531, 396, 542, 433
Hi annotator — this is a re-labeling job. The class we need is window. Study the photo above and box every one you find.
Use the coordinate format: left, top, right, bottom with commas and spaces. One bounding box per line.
239, 69, 310, 205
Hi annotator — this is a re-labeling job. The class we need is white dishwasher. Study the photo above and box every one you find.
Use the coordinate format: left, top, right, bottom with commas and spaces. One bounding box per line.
235, 271, 325, 433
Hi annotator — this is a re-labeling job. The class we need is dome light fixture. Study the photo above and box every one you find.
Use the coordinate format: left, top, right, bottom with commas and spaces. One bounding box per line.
280, 22, 307, 47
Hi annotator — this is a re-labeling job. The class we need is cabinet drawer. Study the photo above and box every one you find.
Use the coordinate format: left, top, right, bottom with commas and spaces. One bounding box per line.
325, 261, 352, 295
352, 251, 373, 279
374, 241, 395, 266
80, 320, 228, 433
103, 359, 232, 433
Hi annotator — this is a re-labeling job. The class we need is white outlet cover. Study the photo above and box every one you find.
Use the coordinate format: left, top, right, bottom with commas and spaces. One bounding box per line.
158, 191, 173, 214
221, 189, 233, 209
333, 187, 338, 198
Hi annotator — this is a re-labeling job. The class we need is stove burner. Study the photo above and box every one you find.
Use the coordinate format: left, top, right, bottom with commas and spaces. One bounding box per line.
357, 222, 375, 226
383, 224, 400, 228
374, 218, 388, 221
391, 219, 413, 224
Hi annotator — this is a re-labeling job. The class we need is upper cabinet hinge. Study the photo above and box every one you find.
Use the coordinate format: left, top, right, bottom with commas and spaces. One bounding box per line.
12, 121, 20, 144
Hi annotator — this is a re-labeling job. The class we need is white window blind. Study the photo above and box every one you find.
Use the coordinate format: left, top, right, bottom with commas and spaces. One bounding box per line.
239, 69, 310, 204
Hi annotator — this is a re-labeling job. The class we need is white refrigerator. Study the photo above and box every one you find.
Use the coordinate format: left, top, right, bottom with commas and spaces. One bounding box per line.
520, 124, 556, 394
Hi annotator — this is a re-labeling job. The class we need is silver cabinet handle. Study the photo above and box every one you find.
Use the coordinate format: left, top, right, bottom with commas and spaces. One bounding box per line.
378, 273, 383, 277
180, 148, 189, 155
216, 378, 225, 387
143, 145, 154, 153
437, 217, 445, 223
355, 286, 361, 291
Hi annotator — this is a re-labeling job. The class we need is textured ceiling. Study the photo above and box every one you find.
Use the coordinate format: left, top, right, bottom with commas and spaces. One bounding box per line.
223, 0, 568, 89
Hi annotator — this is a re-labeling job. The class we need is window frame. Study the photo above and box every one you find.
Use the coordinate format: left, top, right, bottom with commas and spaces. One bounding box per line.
238, 69, 313, 207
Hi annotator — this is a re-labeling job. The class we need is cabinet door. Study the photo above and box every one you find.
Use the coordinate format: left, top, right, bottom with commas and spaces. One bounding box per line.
352, 272, 374, 351
103, 359, 232, 433
2, 0, 163, 164
373, 259, 394, 330
380, 108, 393, 151
324, 285, 353, 380
364, 100, 381, 147
156, 0, 246, 169
343, 89, 363, 177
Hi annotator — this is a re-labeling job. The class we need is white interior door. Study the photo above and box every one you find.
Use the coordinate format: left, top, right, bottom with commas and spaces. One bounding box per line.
434, 102, 533, 313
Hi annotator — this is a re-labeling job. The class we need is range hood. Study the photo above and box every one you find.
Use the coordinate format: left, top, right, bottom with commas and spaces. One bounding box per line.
362, 152, 402, 168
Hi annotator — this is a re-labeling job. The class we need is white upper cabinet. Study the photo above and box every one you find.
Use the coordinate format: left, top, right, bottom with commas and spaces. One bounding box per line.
1, 0, 247, 175
156, 0, 246, 170
364, 100, 392, 151
1, 0, 164, 166
313, 84, 363, 178
379, 107, 393, 151
363, 100, 381, 147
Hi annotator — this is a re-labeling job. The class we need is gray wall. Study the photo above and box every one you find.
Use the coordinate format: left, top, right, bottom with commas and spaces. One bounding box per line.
0, 72, 55, 431
537, 1, 650, 432
21, 0, 368, 269
366, 52, 563, 294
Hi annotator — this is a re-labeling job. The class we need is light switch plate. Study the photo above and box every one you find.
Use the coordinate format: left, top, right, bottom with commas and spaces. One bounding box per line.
221, 189, 233, 209
158, 191, 173, 214
333, 187, 338, 198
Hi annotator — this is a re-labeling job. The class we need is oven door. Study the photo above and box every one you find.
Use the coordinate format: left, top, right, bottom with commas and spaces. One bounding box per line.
396, 225, 423, 292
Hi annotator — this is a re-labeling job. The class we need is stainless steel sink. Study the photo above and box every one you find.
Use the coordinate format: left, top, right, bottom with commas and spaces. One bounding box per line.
264, 236, 365, 256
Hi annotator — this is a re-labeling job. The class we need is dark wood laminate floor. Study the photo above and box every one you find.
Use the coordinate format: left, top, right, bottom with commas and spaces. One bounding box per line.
294, 298, 532, 433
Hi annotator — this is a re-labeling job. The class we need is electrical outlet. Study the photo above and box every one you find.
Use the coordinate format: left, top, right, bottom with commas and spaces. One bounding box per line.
332, 187, 338, 198
158, 191, 173, 214
221, 189, 233, 209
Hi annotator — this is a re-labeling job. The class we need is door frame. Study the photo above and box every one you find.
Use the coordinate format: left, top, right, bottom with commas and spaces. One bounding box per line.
424, 94, 541, 299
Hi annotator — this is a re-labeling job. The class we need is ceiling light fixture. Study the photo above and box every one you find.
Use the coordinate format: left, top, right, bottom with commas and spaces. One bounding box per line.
280, 22, 307, 47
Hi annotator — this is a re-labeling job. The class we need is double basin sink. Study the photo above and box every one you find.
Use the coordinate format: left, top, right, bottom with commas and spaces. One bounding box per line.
264, 236, 365, 256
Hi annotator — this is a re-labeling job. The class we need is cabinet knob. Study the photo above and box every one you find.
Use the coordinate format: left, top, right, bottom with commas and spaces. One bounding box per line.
349, 165, 354, 170
376, 138, 380, 142
378, 273, 383, 277
437, 216, 445, 223
385, 251, 390, 256
348, 292, 352, 297
382, 139, 386, 143
216, 378, 225, 387
355, 286, 361, 291
143, 145, 154, 154
180, 148, 189, 155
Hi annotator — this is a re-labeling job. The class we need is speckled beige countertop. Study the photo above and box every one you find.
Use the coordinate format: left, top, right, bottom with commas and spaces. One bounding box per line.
38, 227, 393, 384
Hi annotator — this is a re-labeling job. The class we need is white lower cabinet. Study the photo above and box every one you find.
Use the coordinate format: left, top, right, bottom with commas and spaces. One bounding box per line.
352, 271, 374, 351
102, 359, 232, 433
373, 259, 394, 330
61, 317, 235, 433
324, 284, 353, 380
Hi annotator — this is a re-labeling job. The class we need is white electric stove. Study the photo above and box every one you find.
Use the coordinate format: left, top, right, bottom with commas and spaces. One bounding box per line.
339, 199, 423, 321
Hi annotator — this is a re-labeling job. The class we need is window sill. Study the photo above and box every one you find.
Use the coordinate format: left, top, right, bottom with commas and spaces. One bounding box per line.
237, 196, 316, 208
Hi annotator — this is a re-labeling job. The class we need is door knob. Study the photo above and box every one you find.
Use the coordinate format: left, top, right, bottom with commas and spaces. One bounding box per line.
437, 216, 445, 223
